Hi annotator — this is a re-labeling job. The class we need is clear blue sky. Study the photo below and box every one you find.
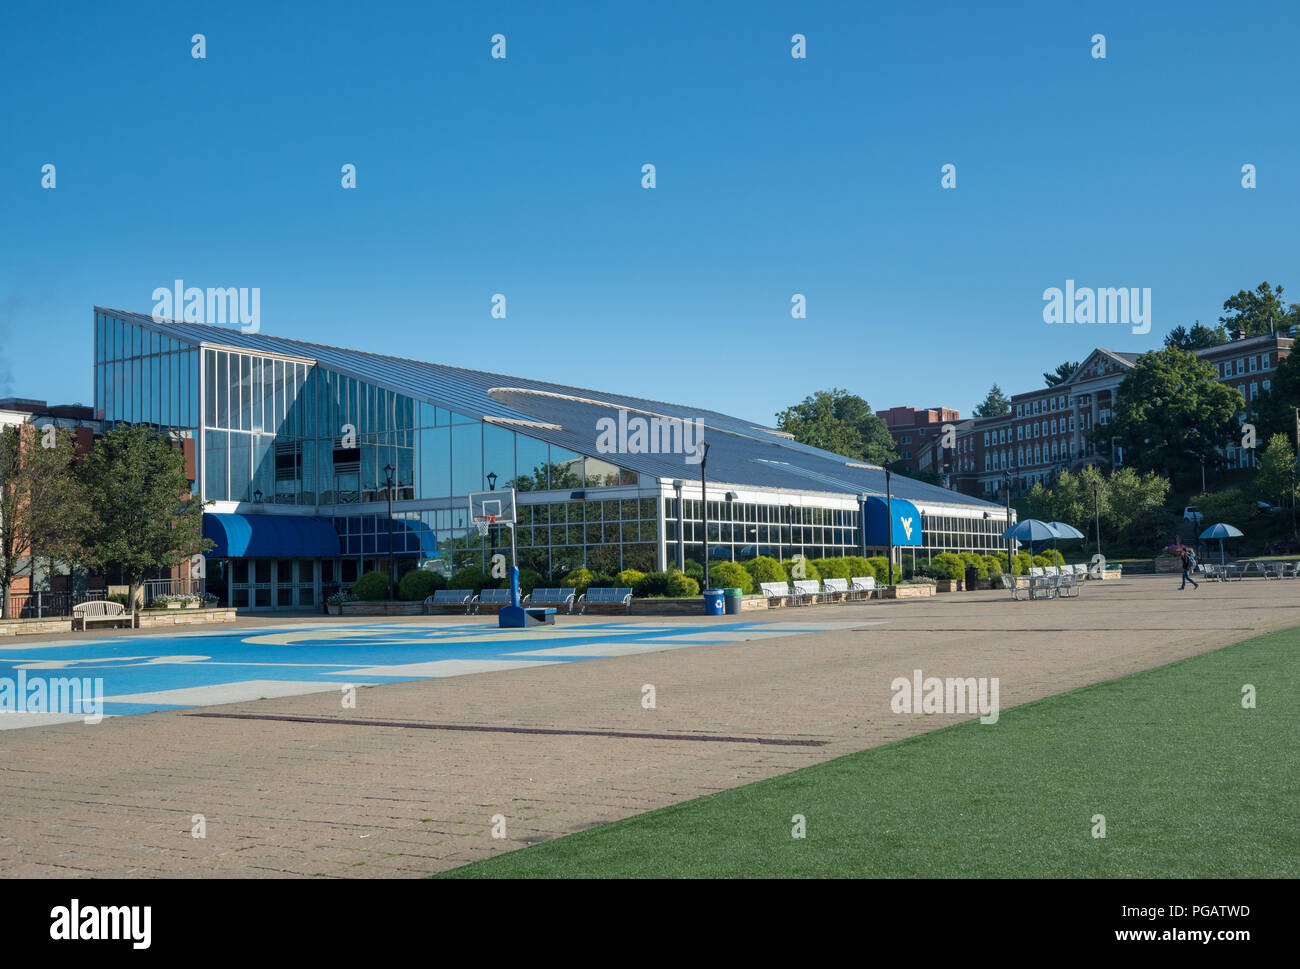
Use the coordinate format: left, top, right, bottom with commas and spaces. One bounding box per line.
2, 0, 1298, 424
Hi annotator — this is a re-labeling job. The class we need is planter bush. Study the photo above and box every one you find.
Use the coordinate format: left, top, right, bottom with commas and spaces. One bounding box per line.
927, 552, 965, 580
708, 561, 754, 594
633, 571, 672, 598
666, 571, 700, 598
811, 557, 852, 580
780, 558, 821, 581
352, 571, 390, 601
449, 567, 493, 594
397, 569, 446, 601
743, 556, 787, 585
616, 569, 646, 590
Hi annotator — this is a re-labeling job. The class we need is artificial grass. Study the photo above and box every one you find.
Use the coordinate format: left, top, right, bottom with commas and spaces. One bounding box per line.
437, 626, 1300, 878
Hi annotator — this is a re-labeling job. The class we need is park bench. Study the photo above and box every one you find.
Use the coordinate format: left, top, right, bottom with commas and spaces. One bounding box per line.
474, 588, 513, 612
523, 588, 576, 614
821, 577, 849, 602
759, 582, 792, 607
849, 576, 876, 600
72, 600, 131, 630
578, 586, 633, 614
791, 579, 821, 605
424, 589, 475, 614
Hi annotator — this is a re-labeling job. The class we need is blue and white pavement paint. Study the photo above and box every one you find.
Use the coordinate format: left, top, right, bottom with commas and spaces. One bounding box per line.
0, 619, 875, 730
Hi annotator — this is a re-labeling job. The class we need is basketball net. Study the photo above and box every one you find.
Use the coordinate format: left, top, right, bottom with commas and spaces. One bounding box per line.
473, 514, 496, 538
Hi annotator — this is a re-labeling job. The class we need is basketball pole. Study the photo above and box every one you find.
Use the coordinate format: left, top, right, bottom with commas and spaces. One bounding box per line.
508, 522, 520, 609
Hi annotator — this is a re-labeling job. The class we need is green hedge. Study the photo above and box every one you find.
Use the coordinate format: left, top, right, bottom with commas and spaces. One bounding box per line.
709, 561, 754, 594
352, 570, 390, 601
397, 569, 445, 601
743, 556, 787, 585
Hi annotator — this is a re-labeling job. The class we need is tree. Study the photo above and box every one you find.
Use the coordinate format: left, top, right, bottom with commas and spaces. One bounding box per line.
1252, 350, 1300, 442
1164, 322, 1228, 351
1255, 434, 1296, 508
776, 389, 898, 464
1100, 347, 1242, 488
1043, 362, 1079, 387
79, 424, 212, 609
0, 425, 86, 619
1218, 282, 1300, 340
973, 384, 1010, 418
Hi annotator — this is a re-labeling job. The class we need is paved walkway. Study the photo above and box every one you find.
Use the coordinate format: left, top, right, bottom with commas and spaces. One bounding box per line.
0, 575, 1292, 877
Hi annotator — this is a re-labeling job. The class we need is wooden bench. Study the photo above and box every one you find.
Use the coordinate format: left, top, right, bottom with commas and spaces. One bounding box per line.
578, 586, 633, 614
759, 582, 792, 607
523, 588, 576, 614
72, 600, 131, 630
424, 589, 475, 614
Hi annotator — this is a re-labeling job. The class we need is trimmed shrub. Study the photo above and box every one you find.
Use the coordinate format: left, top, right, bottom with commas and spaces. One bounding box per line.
666, 571, 700, 598
981, 554, 1004, 577
1013, 551, 1033, 575
397, 569, 445, 601
615, 569, 646, 590
743, 556, 787, 585
709, 561, 754, 594
585, 572, 616, 589
515, 568, 543, 596
450, 567, 493, 593
560, 568, 597, 593
812, 558, 852, 580
837, 556, 873, 580
781, 558, 821, 582
352, 570, 390, 601
866, 556, 892, 581
633, 571, 672, 598
928, 552, 965, 580
683, 559, 704, 582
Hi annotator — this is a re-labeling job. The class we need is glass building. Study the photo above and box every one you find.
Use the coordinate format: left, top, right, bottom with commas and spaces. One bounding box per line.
93, 307, 1012, 609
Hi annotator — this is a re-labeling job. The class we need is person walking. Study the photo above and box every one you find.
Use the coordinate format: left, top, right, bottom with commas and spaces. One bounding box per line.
1180, 548, 1199, 590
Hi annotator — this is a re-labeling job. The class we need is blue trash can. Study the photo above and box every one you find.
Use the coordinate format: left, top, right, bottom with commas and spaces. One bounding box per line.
703, 589, 725, 616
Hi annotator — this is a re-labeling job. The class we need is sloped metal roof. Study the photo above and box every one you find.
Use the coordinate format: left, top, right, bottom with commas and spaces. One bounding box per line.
97, 307, 998, 509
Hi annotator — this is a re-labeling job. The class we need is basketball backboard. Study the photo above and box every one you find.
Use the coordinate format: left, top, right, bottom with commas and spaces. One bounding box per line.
468, 488, 517, 526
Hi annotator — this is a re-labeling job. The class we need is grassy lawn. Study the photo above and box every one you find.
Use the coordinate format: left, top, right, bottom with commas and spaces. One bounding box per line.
438, 627, 1300, 878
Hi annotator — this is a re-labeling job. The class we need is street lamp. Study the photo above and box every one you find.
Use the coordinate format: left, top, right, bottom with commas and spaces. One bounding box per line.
1092, 480, 1102, 557
1003, 471, 1013, 572
884, 464, 895, 586
252, 489, 262, 504
487, 471, 498, 491
725, 492, 737, 560
700, 442, 711, 590
383, 463, 395, 600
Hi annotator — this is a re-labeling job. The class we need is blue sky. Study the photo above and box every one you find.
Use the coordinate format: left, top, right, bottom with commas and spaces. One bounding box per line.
2, 0, 1298, 424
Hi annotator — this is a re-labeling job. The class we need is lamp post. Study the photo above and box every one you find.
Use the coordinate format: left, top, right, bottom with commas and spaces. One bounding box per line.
884, 464, 895, 586
383, 463, 395, 600
487, 471, 497, 491
725, 492, 737, 560
253, 489, 262, 504
699, 442, 711, 590
1003, 471, 1013, 572
672, 479, 685, 570
1092, 479, 1102, 557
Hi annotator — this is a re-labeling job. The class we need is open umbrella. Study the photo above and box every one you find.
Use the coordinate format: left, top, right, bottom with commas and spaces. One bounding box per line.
1046, 521, 1085, 560
1001, 519, 1061, 562
1199, 522, 1244, 569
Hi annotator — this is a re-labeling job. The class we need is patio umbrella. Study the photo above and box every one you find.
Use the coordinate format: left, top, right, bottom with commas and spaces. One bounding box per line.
1001, 519, 1061, 561
1046, 521, 1085, 559
1199, 522, 1244, 569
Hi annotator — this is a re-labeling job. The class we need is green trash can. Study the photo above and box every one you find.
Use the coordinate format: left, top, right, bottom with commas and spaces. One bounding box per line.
723, 587, 743, 615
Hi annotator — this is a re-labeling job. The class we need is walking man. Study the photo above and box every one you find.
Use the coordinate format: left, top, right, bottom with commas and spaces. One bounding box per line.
1180, 548, 1199, 590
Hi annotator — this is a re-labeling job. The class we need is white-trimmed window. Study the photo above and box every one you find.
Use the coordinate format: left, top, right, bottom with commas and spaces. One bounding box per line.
1263, 379, 1272, 392
1250, 356, 1258, 372
1237, 359, 1245, 375
1250, 382, 1258, 399
1262, 354, 1271, 370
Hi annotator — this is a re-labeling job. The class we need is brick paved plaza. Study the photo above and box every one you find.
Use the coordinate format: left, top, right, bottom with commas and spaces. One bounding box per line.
0, 574, 1291, 878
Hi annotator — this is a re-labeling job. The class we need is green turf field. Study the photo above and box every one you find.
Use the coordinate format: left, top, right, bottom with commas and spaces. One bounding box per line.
438, 626, 1300, 878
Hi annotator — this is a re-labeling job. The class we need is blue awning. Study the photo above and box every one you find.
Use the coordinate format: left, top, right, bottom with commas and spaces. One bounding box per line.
864, 497, 923, 547
203, 513, 341, 558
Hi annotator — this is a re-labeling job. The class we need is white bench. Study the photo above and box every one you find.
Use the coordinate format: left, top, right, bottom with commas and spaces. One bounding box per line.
578, 586, 633, 614
821, 577, 849, 601
425, 589, 475, 614
850, 576, 876, 600
791, 580, 821, 605
524, 588, 576, 614
72, 600, 130, 629
760, 582, 792, 607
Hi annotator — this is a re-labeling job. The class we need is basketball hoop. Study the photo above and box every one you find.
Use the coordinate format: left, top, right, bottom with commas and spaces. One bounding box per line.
473, 514, 496, 537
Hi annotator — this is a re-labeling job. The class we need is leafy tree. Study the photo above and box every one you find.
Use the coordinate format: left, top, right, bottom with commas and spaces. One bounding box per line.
1252, 350, 1300, 442
1043, 361, 1079, 387
1255, 434, 1297, 508
1164, 322, 1228, 351
1189, 489, 1255, 530
78, 424, 211, 610
1218, 282, 1300, 340
973, 384, 1011, 418
776, 389, 898, 464
1100, 347, 1242, 488
0, 426, 87, 618
511, 461, 582, 492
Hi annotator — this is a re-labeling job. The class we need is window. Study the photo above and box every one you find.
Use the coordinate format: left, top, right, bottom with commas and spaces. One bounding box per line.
983, 432, 989, 446
1050, 419, 1057, 435
1236, 359, 1245, 375
1250, 382, 1258, 400
1264, 379, 1272, 392
1250, 355, 1258, 372
1262, 354, 1271, 370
